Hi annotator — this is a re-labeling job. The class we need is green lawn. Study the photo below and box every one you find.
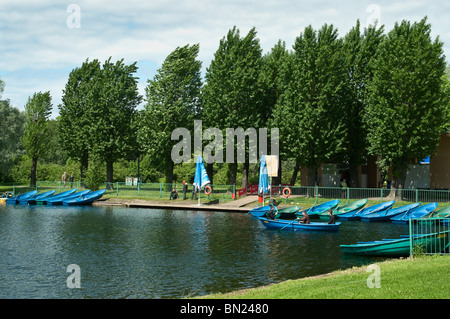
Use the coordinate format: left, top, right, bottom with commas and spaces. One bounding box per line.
198, 256, 450, 299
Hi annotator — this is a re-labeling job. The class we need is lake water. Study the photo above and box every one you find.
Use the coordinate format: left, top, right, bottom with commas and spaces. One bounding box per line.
0, 204, 410, 299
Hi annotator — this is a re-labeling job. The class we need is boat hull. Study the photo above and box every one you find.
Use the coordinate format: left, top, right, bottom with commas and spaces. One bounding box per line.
63, 190, 106, 206
339, 200, 395, 221
340, 230, 450, 257
5, 190, 38, 205
259, 217, 340, 231
295, 199, 340, 218
275, 206, 301, 219
360, 203, 421, 222
46, 190, 90, 205
248, 205, 273, 217
390, 203, 438, 224
318, 199, 368, 220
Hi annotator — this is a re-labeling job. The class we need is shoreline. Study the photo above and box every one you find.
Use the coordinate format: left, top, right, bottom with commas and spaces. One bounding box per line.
92, 195, 262, 213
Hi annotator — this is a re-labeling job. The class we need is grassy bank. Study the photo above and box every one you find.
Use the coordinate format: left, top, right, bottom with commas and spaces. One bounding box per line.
198, 256, 450, 299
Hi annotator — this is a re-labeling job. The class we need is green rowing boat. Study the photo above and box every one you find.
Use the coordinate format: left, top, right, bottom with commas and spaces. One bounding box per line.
318, 199, 368, 220
340, 230, 450, 257
275, 205, 302, 219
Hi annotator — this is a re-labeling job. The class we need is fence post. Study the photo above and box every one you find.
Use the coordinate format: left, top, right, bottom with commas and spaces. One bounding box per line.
380, 188, 383, 202
138, 182, 140, 196
116, 182, 119, 196
13, 185, 15, 196
160, 183, 162, 198
409, 218, 413, 256
415, 189, 419, 203
59, 181, 61, 193
347, 187, 350, 204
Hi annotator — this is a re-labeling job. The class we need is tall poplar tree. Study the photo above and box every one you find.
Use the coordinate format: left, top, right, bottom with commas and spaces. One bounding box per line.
202, 27, 264, 186
364, 17, 447, 196
138, 44, 202, 186
341, 21, 384, 187
22, 91, 52, 186
60, 59, 101, 178
273, 24, 347, 187
60, 58, 141, 185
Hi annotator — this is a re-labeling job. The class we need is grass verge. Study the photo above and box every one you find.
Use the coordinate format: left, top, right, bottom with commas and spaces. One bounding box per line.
197, 255, 450, 299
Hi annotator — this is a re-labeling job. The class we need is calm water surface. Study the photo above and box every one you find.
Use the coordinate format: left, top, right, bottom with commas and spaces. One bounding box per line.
0, 204, 409, 298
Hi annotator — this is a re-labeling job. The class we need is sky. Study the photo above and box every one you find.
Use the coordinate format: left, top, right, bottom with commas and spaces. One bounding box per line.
1, 0, 449, 118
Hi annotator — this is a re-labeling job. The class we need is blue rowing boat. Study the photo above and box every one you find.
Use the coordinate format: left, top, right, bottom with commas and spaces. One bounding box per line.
391, 202, 438, 224
63, 189, 106, 206
360, 202, 421, 222
27, 190, 56, 204
339, 200, 395, 221
35, 189, 77, 205
258, 217, 341, 231
6, 190, 38, 204
47, 190, 90, 205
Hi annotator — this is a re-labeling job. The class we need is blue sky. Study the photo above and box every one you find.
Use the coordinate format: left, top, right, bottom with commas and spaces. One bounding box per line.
1, 0, 449, 118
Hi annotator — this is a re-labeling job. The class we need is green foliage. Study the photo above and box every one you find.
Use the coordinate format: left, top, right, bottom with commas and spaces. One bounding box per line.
340, 21, 385, 186
22, 91, 52, 186
273, 24, 347, 185
59, 58, 141, 182
0, 83, 25, 181
364, 18, 447, 188
84, 152, 104, 191
202, 27, 265, 185
138, 44, 202, 184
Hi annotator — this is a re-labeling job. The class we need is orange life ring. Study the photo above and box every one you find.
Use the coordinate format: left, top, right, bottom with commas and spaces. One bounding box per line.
204, 185, 212, 195
282, 187, 291, 198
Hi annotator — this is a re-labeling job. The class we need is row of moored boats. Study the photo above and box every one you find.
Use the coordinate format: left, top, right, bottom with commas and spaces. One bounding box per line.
248, 198, 450, 257
2, 189, 106, 206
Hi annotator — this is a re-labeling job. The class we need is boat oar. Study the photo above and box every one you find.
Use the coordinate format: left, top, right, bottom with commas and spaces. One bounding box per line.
354, 204, 368, 215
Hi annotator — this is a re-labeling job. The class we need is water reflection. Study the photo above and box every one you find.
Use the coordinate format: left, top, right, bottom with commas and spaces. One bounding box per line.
0, 204, 409, 298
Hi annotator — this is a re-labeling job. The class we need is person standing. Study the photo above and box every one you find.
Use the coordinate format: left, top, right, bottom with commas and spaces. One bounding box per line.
62, 172, 67, 188
69, 173, 74, 188
182, 181, 188, 200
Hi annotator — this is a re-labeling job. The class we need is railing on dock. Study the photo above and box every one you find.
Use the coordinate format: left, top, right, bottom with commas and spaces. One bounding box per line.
409, 218, 450, 256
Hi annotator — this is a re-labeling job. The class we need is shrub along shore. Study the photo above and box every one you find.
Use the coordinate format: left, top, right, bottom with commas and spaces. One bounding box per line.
195, 256, 450, 299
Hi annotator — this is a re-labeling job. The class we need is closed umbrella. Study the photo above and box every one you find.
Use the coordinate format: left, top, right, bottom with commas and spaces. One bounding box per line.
259, 155, 270, 206
193, 155, 210, 205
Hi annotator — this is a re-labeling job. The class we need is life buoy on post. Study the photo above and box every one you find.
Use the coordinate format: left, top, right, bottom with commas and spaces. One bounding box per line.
282, 187, 291, 198
204, 185, 212, 195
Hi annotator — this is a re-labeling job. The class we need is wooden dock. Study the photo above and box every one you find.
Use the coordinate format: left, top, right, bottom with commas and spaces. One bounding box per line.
93, 195, 261, 213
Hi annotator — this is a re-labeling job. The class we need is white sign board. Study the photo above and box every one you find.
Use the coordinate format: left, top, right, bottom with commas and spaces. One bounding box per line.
265, 155, 279, 177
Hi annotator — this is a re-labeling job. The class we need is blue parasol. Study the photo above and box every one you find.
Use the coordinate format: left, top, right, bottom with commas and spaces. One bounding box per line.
193, 155, 210, 205
259, 155, 270, 205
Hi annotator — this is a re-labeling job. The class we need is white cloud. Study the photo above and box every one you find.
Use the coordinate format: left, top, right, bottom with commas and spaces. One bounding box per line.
1, 0, 449, 114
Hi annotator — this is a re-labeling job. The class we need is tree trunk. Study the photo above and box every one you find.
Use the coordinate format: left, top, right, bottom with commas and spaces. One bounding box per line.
164, 159, 174, 191
106, 159, 114, 190
391, 164, 408, 201
307, 166, 317, 197
206, 162, 214, 186
242, 160, 249, 189
290, 160, 300, 185
228, 162, 237, 186
349, 165, 359, 188
30, 156, 38, 187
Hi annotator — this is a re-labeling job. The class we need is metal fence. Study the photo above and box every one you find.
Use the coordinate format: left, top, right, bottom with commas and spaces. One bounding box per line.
3, 182, 450, 204
409, 218, 450, 255
275, 185, 450, 204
